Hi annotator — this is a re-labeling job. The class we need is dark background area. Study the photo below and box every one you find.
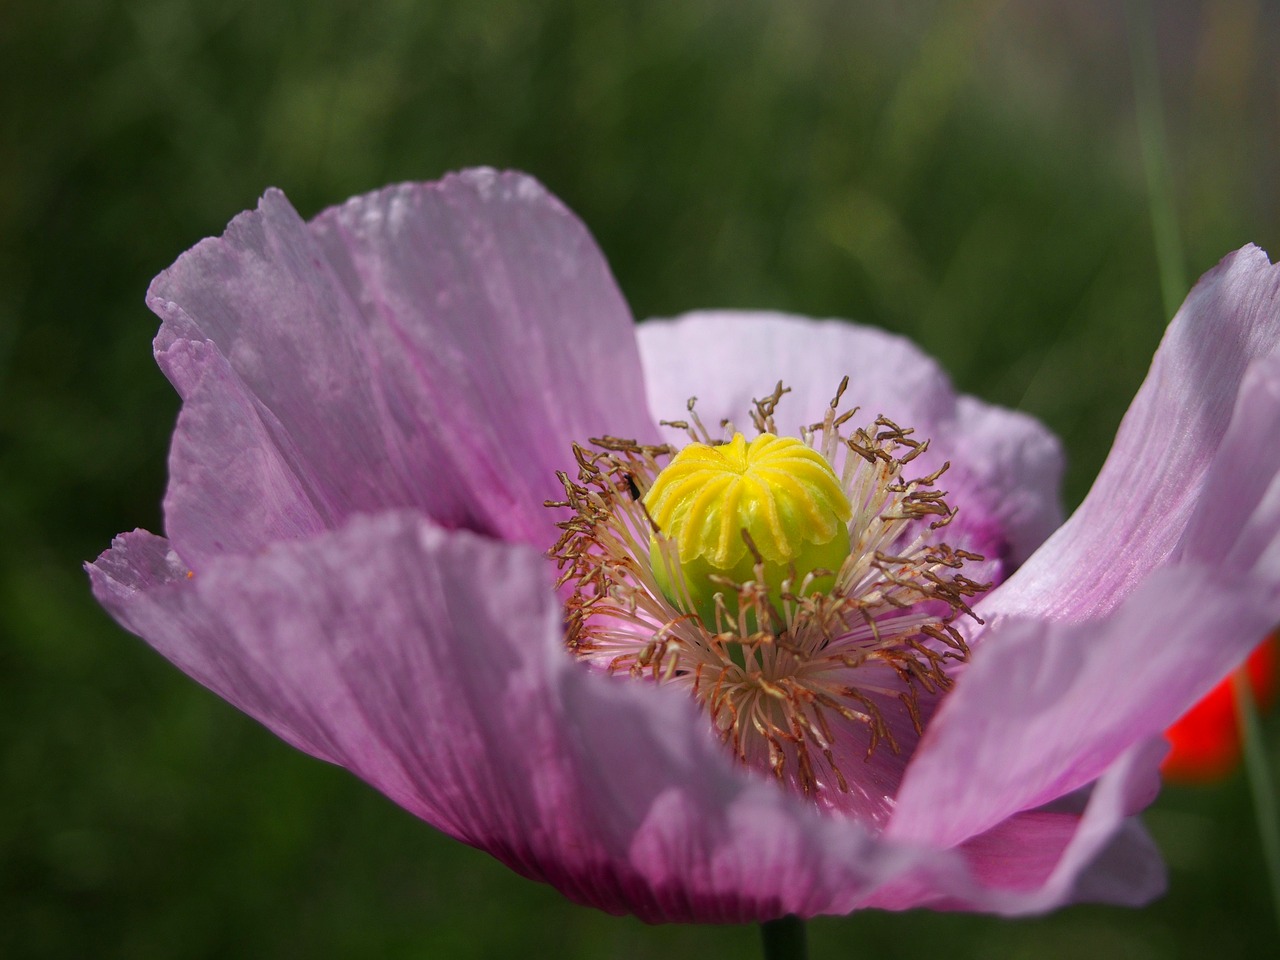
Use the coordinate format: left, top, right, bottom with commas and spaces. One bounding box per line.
2, 0, 1278, 957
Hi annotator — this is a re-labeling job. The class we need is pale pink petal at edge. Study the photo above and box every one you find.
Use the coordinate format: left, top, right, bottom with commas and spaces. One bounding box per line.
888, 563, 1278, 850
984, 245, 1280, 622
892, 250, 1280, 848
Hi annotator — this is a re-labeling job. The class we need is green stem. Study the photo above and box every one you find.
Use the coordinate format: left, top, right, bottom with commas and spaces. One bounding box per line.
1233, 668, 1280, 935
1126, 0, 1186, 318
760, 915, 808, 960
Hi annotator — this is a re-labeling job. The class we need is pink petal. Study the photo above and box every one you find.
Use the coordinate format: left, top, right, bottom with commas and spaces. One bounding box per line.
961, 737, 1167, 912
86, 530, 341, 764
949, 395, 1065, 566
636, 311, 1064, 569
89, 513, 926, 921
637, 312, 959, 438
88, 509, 1170, 919
151, 171, 654, 567
984, 246, 1280, 622
898, 249, 1280, 855
1177, 354, 1280, 581
162, 339, 329, 562
868, 738, 1166, 913
887, 565, 1279, 850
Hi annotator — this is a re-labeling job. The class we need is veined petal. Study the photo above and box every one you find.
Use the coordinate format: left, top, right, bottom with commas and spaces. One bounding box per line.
888, 565, 1279, 850
984, 246, 1280, 622
162, 339, 329, 563
88, 512, 916, 920
88, 510, 1163, 920
151, 171, 654, 567
1177, 353, 1280, 581
867, 738, 1166, 913
87, 530, 342, 765
636, 311, 1064, 570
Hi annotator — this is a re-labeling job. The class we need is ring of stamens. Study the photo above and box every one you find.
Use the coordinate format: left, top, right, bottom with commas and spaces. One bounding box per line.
545, 378, 989, 805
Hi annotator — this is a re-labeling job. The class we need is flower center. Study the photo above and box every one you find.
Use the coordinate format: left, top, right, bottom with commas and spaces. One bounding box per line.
546, 379, 990, 817
644, 432, 852, 628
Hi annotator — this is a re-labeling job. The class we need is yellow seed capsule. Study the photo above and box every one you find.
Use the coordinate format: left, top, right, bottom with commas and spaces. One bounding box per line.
644, 433, 852, 627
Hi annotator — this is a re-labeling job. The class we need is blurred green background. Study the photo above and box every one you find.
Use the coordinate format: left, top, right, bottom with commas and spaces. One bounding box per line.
3, 0, 1278, 957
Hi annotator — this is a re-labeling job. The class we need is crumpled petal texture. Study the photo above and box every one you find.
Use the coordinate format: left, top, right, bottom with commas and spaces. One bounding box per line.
152, 171, 657, 569
90, 171, 1280, 923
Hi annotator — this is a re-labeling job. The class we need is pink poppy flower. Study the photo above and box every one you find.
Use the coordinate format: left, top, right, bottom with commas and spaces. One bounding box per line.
88, 169, 1280, 923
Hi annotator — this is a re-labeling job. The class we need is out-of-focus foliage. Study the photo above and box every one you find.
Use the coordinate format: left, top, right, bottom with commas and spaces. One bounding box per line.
2, 0, 1277, 957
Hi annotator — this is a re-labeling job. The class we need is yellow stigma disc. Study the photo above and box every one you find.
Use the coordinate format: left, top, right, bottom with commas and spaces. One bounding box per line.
644, 433, 852, 625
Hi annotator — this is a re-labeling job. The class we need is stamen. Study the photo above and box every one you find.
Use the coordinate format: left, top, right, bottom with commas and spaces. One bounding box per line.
546, 381, 989, 815
642, 432, 853, 626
